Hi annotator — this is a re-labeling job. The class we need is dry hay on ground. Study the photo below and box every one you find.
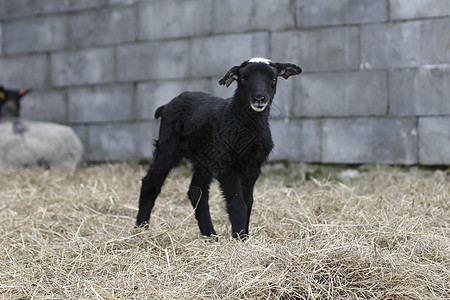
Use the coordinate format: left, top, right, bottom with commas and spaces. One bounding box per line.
0, 163, 449, 299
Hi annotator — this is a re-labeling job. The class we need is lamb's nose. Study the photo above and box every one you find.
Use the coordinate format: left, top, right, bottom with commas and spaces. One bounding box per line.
253, 94, 265, 102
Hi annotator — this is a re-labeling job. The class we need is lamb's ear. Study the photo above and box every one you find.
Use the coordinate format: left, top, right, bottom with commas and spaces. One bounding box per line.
0, 87, 5, 101
219, 66, 240, 87
274, 63, 302, 80
18, 89, 31, 97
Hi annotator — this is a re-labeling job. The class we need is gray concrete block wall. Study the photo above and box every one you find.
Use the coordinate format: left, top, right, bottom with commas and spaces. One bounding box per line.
295, 71, 388, 117
271, 27, 360, 72
297, 0, 388, 26
4, 16, 67, 54
51, 48, 115, 86
68, 84, 134, 123
0, 55, 48, 87
22, 90, 67, 123
0, 0, 449, 165
68, 6, 136, 48
322, 118, 417, 164
390, 0, 450, 19
139, 0, 212, 40
117, 40, 191, 81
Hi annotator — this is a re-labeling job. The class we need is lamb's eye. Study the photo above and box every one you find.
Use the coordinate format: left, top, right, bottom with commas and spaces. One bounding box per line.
271, 78, 277, 86
240, 78, 246, 85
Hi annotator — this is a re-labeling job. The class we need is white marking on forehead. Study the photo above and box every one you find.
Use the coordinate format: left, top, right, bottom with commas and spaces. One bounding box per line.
248, 57, 272, 64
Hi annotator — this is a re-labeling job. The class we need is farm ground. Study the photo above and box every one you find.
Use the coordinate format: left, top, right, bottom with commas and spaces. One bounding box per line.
0, 163, 449, 299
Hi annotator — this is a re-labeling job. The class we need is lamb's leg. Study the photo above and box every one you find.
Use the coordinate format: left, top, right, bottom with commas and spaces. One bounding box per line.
136, 152, 180, 227
188, 169, 216, 236
218, 174, 248, 240
241, 171, 260, 235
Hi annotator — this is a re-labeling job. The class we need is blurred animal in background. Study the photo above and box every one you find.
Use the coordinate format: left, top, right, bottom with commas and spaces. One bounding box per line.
0, 86, 31, 119
0, 86, 31, 134
0, 85, 84, 169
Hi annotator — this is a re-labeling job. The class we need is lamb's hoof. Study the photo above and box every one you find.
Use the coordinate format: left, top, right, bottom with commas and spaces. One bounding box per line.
232, 232, 249, 242
135, 221, 149, 229
203, 234, 219, 242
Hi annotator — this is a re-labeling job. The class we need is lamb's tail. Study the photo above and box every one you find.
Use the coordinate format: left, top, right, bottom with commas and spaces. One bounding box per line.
154, 105, 165, 119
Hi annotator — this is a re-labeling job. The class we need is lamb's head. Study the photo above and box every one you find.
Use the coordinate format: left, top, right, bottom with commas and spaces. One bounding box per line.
219, 58, 302, 112
0, 86, 31, 119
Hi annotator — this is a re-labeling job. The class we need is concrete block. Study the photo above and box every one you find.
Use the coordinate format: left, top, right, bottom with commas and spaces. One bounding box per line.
191, 33, 269, 77
361, 22, 420, 69
117, 40, 190, 81
65, 0, 114, 12
418, 19, 450, 66
0, 0, 69, 18
361, 19, 450, 69
322, 118, 417, 164
212, 0, 294, 33
1, 0, 129, 17
87, 122, 137, 161
272, 78, 295, 118
418, 117, 450, 165
390, 67, 450, 116
69, 7, 136, 48
390, 0, 450, 19
295, 71, 388, 117
51, 48, 114, 86
21, 90, 67, 123
4, 16, 67, 54
271, 27, 359, 72
0, 55, 48, 88
269, 118, 321, 162
210, 77, 235, 100
87, 121, 159, 161
68, 84, 133, 123
137, 79, 211, 120
139, 0, 211, 40
72, 125, 89, 152
136, 121, 160, 159
297, 0, 387, 27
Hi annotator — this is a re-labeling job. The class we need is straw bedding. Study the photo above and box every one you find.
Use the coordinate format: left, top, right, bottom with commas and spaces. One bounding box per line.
0, 163, 448, 299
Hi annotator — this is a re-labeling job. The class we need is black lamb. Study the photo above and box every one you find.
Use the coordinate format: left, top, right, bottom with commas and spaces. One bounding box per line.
136, 58, 302, 240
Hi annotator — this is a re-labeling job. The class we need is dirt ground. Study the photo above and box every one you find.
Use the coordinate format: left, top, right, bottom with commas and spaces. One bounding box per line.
0, 163, 449, 299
